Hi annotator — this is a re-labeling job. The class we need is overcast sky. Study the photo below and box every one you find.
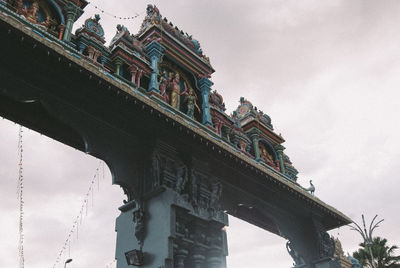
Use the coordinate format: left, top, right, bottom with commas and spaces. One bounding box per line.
1, 0, 400, 267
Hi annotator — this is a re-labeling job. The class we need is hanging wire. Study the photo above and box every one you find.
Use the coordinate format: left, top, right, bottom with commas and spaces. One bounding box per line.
17, 126, 25, 268
52, 160, 104, 268
88, 2, 143, 20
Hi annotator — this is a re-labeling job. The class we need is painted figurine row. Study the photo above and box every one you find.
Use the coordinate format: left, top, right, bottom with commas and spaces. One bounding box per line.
159, 71, 200, 119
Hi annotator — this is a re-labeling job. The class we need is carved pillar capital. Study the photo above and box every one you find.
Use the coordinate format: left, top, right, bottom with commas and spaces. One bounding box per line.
128, 65, 138, 85
175, 248, 189, 268
198, 77, 213, 126
62, 2, 83, 42
113, 58, 124, 76
274, 144, 286, 174
248, 128, 262, 161
145, 41, 165, 94
190, 247, 206, 268
207, 246, 223, 268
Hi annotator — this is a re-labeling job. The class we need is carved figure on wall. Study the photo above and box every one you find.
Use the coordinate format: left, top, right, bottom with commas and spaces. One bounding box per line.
151, 153, 161, 188
286, 241, 305, 266
169, 72, 181, 109
138, 4, 162, 34
133, 208, 145, 248
190, 169, 198, 206
259, 143, 274, 165
159, 71, 169, 103
25, 1, 39, 23
209, 182, 222, 211
231, 111, 241, 128
110, 24, 129, 47
318, 231, 335, 258
175, 165, 188, 194
182, 86, 200, 118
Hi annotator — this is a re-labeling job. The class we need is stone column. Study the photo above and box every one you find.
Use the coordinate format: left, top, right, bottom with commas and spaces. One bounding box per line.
274, 144, 285, 174
175, 249, 188, 268
145, 41, 165, 94
99, 55, 107, 66
207, 246, 222, 268
248, 128, 262, 161
191, 250, 205, 268
129, 65, 138, 86
58, 24, 65, 40
114, 58, 124, 76
136, 70, 143, 88
62, 2, 81, 42
77, 42, 87, 54
198, 77, 213, 126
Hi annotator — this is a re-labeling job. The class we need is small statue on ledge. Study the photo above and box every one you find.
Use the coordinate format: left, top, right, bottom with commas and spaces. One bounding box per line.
181, 86, 200, 118
304, 180, 315, 195
169, 72, 181, 109
158, 71, 169, 103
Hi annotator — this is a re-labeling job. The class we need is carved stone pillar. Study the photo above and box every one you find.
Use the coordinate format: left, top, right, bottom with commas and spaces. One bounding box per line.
136, 69, 143, 88
281, 216, 340, 268
175, 249, 188, 268
99, 55, 107, 66
274, 144, 285, 174
129, 65, 138, 86
190, 248, 206, 268
146, 41, 165, 94
87, 46, 100, 62
63, 2, 81, 42
114, 58, 124, 76
198, 77, 213, 126
248, 128, 262, 161
78, 42, 87, 54
58, 24, 65, 40
207, 246, 222, 268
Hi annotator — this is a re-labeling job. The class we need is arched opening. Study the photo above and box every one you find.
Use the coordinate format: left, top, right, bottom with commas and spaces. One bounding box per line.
0, 118, 125, 267
259, 139, 280, 171
15, 0, 65, 38
159, 62, 203, 123
226, 215, 292, 268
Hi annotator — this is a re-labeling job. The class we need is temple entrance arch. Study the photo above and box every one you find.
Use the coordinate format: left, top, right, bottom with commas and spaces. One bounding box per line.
0, 2, 351, 267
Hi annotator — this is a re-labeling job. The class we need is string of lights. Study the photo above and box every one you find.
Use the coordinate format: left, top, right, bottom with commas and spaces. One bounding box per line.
52, 160, 105, 268
17, 126, 25, 268
105, 259, 116, 268
88, 2, 143, 20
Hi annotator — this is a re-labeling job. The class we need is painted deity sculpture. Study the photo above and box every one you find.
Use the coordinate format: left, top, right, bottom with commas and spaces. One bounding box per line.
260, 143, 273, 165
259, 143, 280, 171
169, 72, 181, 109
182, 87, 200, 118
158, 71, 169, 103
25, 1, 39, 23
110, 24, 129, 47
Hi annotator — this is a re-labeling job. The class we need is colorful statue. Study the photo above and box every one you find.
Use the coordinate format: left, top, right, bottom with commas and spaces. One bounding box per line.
158, 71, 169, 103
169, 72, 181, 109
259, 143, 274, 165
110, 24, 129, 47
182, 86, 200, 118
24, 1, 39, 23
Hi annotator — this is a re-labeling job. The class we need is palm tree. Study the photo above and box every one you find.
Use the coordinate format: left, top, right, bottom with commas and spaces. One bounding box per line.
353, 237, 400, 268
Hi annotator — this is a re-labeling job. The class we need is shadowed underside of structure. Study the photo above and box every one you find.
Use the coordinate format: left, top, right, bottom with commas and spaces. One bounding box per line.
0, 3, 350, 268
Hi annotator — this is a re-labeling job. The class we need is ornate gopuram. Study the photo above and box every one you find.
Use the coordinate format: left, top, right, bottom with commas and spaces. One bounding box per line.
0, 2, 351, 268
